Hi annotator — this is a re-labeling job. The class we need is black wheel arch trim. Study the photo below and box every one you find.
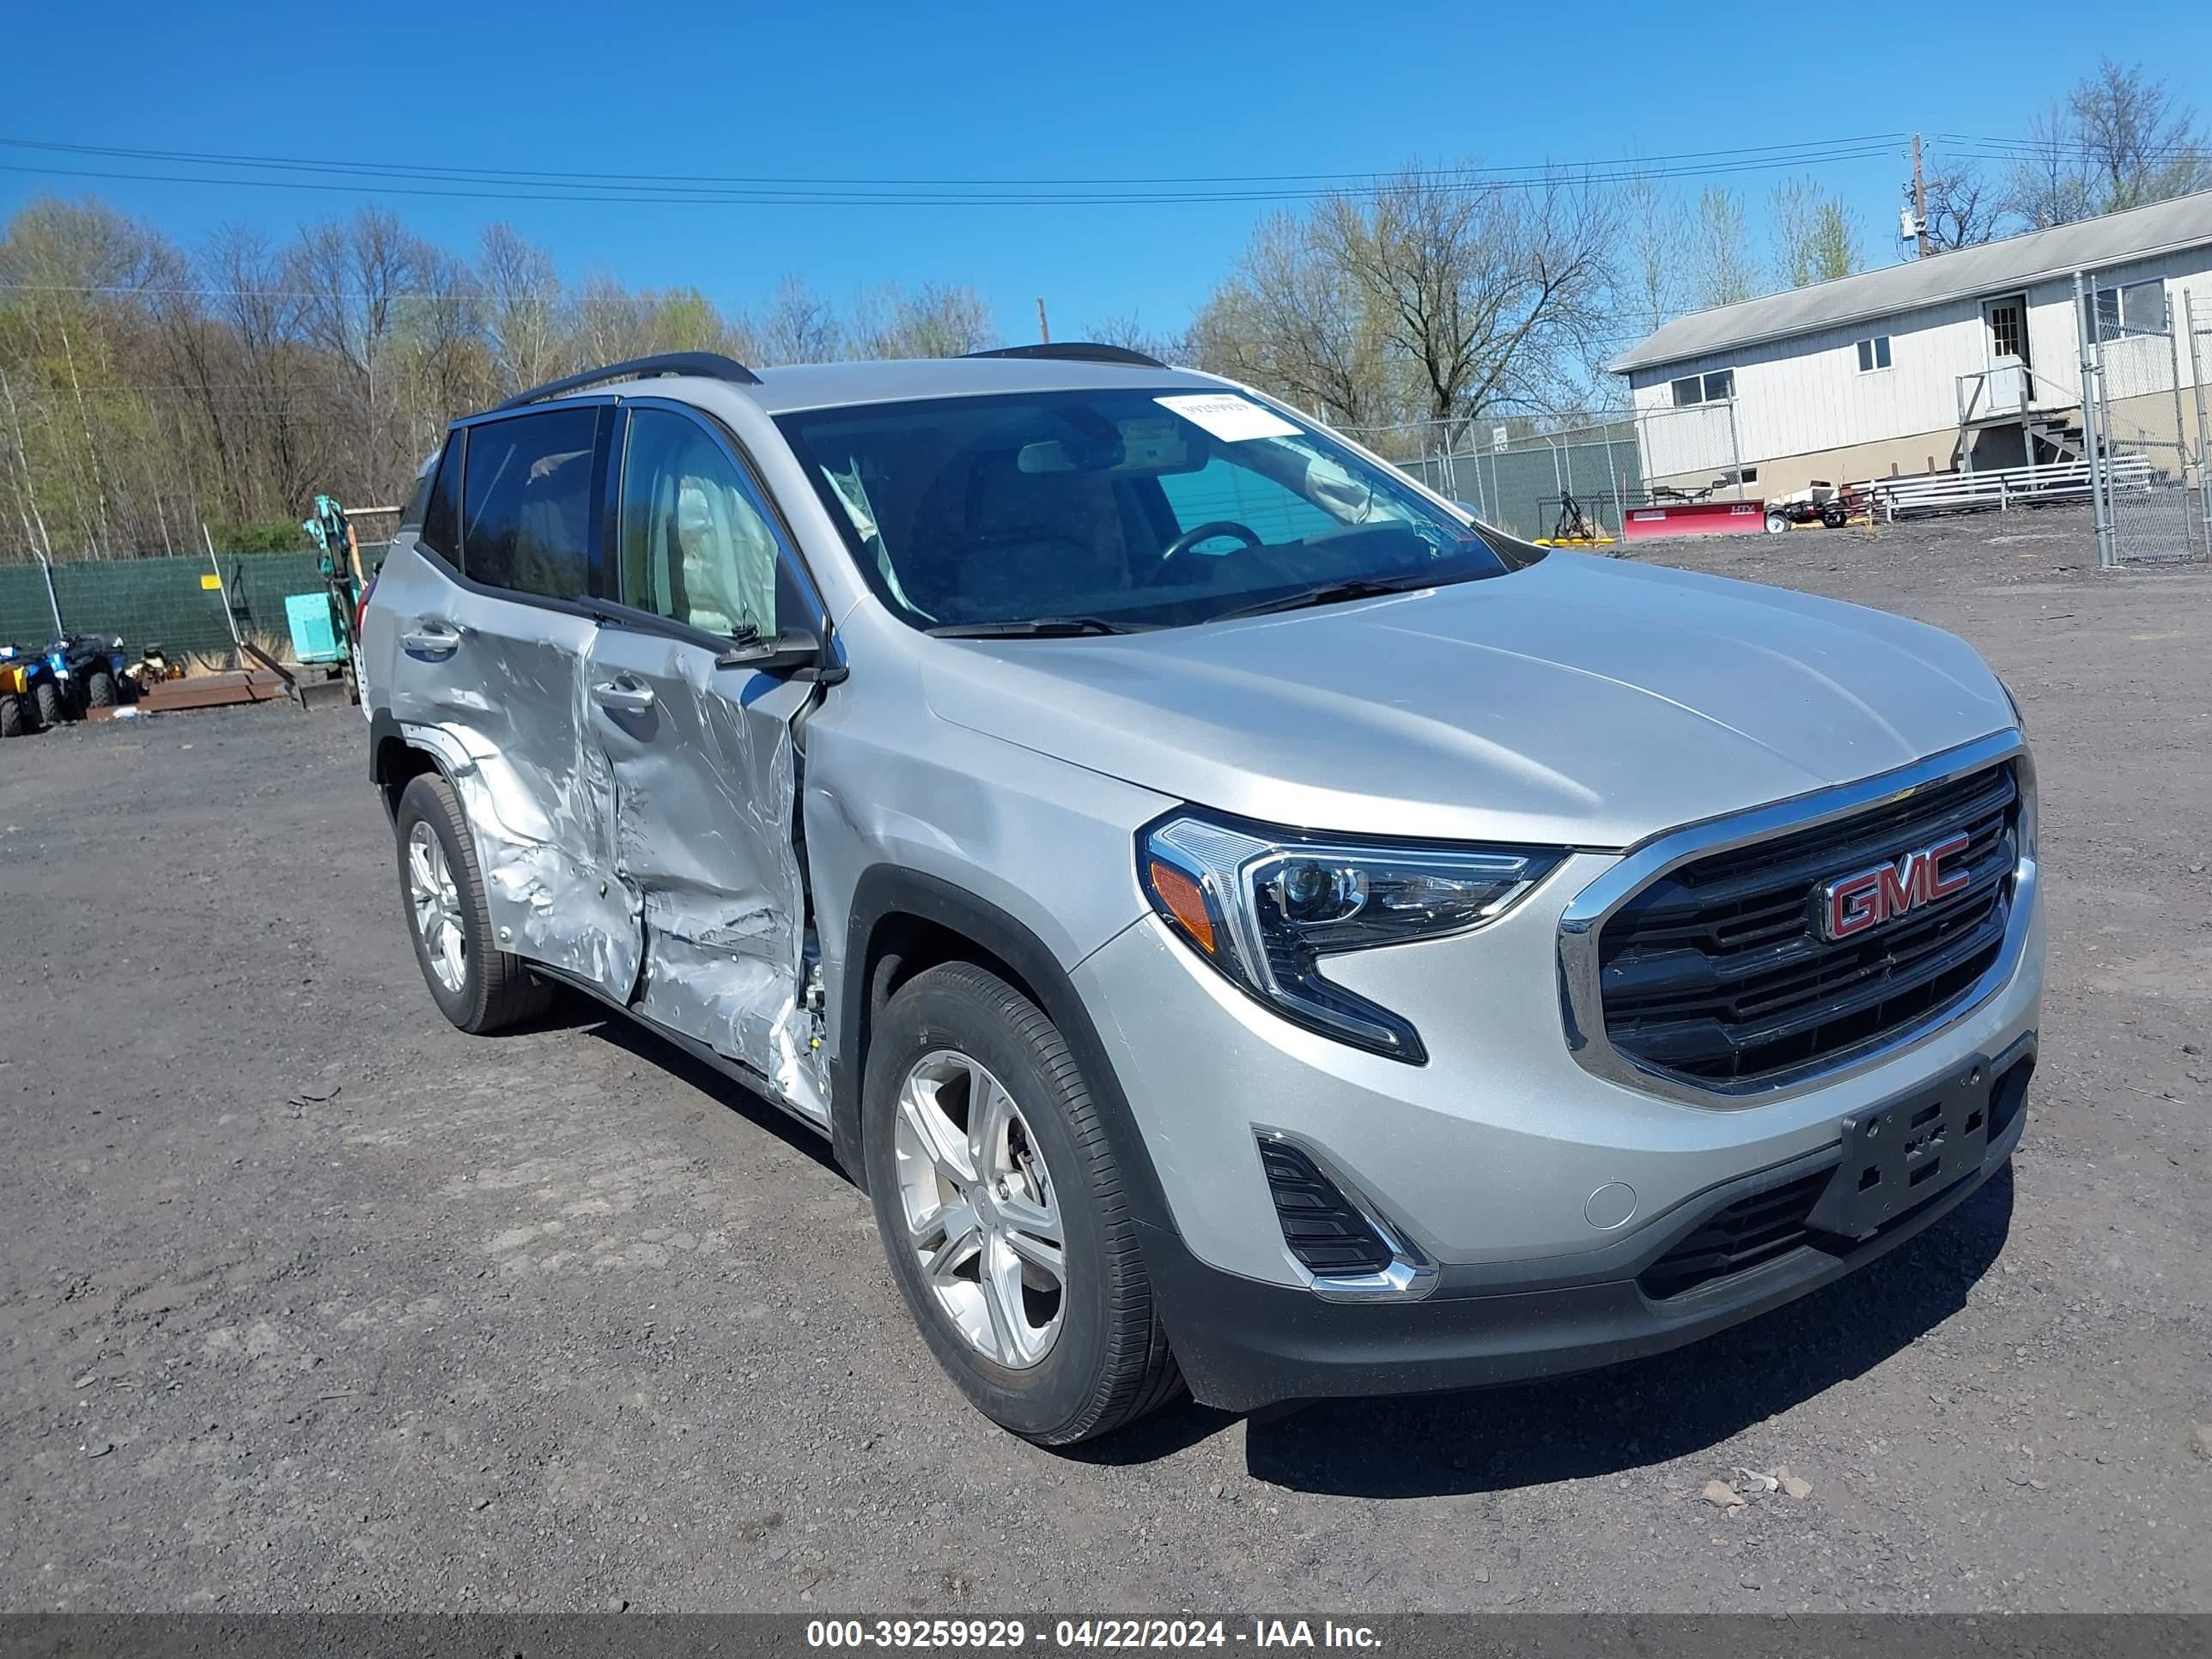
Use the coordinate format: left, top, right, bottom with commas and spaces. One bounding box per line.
834, 867, 1180, 1249
368, 707, 461, 821
368, 707, 404, 785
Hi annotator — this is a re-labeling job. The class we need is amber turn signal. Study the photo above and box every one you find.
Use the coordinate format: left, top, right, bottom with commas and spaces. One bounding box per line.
1146, 860, 1216, 954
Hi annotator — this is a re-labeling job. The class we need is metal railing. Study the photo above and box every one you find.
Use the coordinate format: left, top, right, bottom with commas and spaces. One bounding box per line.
1859, 455, 2149, 519
1954, 365, 2081, 428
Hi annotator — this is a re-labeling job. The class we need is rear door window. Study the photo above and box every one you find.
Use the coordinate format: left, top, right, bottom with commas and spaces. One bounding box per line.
459, 407, 603, 600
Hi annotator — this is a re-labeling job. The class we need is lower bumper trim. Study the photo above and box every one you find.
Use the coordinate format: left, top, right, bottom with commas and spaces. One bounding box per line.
1144, 1040, 2031, 1413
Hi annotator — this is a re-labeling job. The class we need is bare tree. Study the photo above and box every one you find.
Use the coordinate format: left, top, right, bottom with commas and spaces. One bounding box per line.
1190, 212, 1395, 428
478, 222, 568, 394
393, 249, 492, 459
1623, 173, 1688, 336
2004, 103, 2096, 229
1771, 178, 1861, 288
1921, 165, 2007, 250
1313, 166, 1616, 441
287, 207, 426, 499
2069, 58, 2210, 210
851, 283, 994, 359
1687, 187, 1758, 310
2005, 63, 2209, 226
757, 275, 841, 364
1084, 312, 1191, 364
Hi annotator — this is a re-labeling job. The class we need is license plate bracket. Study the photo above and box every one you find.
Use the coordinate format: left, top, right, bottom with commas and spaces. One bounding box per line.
1805, 1062, 1993, 1240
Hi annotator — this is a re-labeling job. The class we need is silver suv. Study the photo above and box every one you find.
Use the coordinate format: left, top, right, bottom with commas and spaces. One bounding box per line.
362, 346, 2041, 1444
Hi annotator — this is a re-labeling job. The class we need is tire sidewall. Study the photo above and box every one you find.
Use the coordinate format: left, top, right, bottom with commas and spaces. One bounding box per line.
863, 969, 1118, 1442
394, 775, 488, 1030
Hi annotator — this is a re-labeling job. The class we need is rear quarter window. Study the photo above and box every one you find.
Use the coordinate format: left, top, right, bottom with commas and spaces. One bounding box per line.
420, 433, 464, 559
399, 450, 441, 533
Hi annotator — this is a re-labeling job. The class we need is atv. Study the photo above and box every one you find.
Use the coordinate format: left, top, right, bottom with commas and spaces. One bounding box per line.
0, 646, 31, 738
2, 643, 67, 731
42, 635, 130, 720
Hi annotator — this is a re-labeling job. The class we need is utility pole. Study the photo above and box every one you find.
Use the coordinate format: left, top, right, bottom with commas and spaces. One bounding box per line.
1911, 134, 1933, 258
1036, 297, 1050, 344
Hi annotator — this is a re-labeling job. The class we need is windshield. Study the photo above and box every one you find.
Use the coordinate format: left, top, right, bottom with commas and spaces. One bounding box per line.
775, 387, 1511, 632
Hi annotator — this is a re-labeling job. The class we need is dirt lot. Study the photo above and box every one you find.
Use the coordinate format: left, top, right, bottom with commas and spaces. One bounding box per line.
1, 504, 2207, 1614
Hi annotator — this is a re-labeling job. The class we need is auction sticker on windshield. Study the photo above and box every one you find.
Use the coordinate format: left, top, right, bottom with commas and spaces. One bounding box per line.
1155, 392, 1300, 443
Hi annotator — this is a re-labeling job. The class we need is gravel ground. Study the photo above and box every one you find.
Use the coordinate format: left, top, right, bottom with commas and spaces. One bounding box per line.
1, 503, 2207, 1614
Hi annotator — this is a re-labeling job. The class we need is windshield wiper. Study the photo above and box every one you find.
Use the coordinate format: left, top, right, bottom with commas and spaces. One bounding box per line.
1208, 573, 1439, 623
926, 616, 1133, 639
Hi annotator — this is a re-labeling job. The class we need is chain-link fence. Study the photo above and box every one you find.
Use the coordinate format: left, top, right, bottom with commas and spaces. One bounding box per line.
1346, 403, 1754, 544
2083, 271, 2205, 566
2188, 292, 2212, 556
1345, 417, 1648, 544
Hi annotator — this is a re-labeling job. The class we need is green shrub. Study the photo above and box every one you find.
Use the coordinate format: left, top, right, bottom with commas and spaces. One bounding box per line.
211, 520, 312, 555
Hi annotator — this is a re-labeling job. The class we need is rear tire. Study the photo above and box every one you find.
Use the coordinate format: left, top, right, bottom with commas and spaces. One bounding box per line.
33, 681, 61, 726
0, 694, 21, 738
393, 771, 551, 1035
864, 961, 1182, 1445
87, 670, 116, 708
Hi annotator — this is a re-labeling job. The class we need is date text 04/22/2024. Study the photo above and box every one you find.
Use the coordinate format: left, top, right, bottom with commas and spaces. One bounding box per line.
805, 1620, 1382, 1650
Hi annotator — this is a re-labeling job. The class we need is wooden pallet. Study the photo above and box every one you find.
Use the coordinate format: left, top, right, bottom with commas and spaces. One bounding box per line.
135, 670, 290, 712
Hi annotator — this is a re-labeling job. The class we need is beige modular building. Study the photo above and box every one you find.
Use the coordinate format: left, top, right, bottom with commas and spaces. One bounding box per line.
1612, 191, 2212, 501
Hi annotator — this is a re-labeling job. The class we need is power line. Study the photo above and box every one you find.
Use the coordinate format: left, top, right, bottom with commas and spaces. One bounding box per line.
0, 132, 1915, 193
0, 134, 1915, 208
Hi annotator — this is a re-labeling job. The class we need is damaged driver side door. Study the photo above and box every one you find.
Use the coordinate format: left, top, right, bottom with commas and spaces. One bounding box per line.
584, 401, 830, 1122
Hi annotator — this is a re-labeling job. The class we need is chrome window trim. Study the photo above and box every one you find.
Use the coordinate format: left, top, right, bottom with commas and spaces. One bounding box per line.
1255, 1127, 1440, 1303
1557, 728, 2036, 1109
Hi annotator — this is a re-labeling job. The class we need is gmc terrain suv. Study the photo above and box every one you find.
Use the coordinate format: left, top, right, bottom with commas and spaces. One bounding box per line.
362, 346, 2041, 1444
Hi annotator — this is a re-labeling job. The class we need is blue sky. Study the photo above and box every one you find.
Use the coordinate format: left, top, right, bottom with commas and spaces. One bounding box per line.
3, 0, 2209, 345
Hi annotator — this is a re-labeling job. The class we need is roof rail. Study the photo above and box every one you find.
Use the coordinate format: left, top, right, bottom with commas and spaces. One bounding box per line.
492, 350, 763, 412
964, 342, 1167, 369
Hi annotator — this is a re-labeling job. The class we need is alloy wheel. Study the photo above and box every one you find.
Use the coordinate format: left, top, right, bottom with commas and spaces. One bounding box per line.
406, 820, 468, 994
892, 1049, 1066, 1369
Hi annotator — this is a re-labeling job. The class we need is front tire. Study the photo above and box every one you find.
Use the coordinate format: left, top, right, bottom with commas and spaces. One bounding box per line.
863, 961, 1181, 1445
87, 670, 116, 708
393, 771, 550, 1034
1764, 510, 1790, 535
33, 681, 61, 726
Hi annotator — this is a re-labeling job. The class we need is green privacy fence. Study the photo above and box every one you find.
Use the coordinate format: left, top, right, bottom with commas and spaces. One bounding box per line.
0, 544, 391, 659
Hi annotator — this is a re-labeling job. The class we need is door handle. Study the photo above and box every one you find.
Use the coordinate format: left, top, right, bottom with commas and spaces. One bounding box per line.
592, 677, 655, 715
399, 620, 463, 656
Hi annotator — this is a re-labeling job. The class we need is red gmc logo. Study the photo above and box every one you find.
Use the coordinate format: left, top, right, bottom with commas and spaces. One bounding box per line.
1817, 831, 1973, 941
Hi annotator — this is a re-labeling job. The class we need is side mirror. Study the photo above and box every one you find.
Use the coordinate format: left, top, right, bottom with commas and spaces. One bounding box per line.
714, 626, 846, 682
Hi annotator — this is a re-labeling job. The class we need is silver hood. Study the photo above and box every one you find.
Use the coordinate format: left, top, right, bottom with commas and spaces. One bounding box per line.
922, 551, 2015, 849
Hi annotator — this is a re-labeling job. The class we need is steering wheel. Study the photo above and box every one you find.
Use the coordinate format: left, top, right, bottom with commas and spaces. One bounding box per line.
1158, 520, 1263, 568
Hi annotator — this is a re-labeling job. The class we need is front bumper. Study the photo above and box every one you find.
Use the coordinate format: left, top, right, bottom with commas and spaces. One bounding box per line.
1145, 1038, 2032, 1411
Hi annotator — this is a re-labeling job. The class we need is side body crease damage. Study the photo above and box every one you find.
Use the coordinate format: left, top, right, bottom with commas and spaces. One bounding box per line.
394, 615, 829, 1126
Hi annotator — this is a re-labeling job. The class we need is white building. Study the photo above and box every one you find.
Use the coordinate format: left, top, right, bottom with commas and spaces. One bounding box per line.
1612, 191, 2212, 498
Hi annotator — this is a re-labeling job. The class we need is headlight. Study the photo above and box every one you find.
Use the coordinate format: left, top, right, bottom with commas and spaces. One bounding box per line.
1138, 812, 1564, 1064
